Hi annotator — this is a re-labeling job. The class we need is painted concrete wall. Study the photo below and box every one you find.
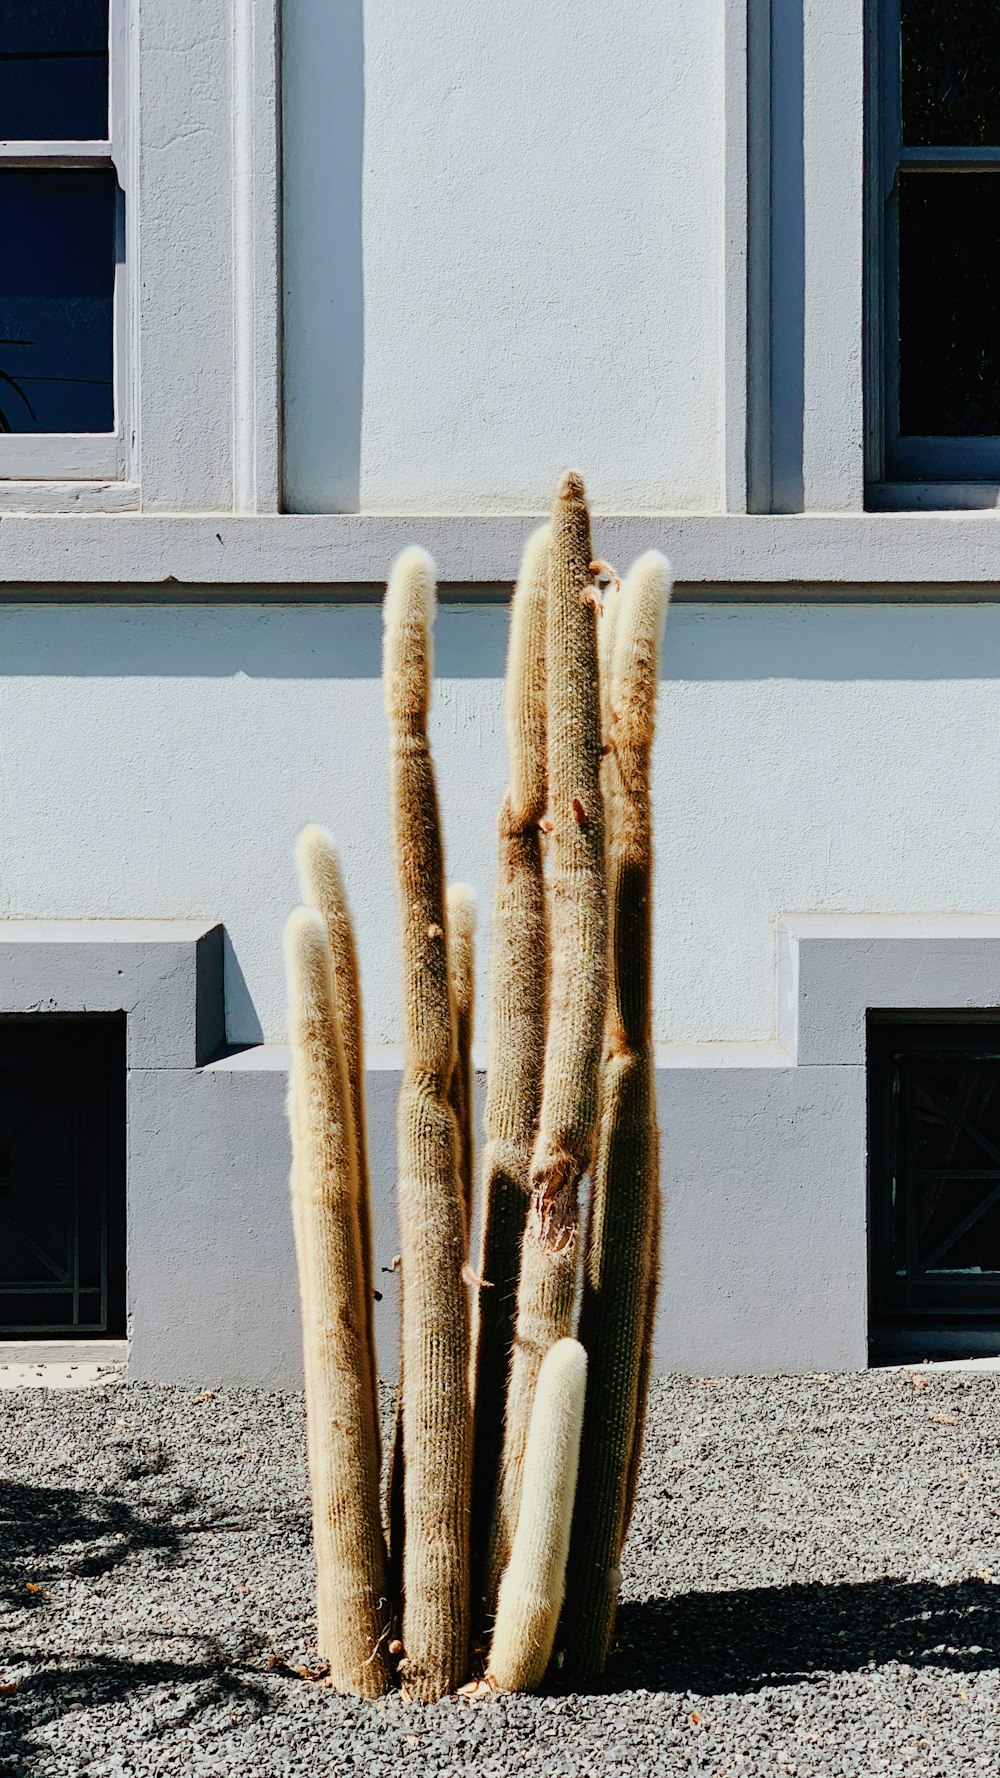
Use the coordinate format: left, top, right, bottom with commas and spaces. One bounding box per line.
2, 597, 1000, 1049
281, 0, 725, 513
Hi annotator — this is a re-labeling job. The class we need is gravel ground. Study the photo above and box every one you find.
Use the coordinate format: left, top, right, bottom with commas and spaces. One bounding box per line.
2, 1370, 999, 1777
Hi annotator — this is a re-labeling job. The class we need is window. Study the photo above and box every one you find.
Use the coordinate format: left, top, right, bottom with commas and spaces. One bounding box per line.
0, 0, 126, 482
0, 1015, 126, 1337
869, 1016, 1000, 1350
873, 1, 1000, 487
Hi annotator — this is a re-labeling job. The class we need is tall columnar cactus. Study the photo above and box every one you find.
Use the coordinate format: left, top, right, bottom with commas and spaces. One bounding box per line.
470, 523, 549, 1607
296, 825, 379, 1459
561, 551, 671, 1675
383, 547, 472, 1701
284, 906, 391, 1697
284, 472, 669, 1700
446, 881, 477, 1247
487, 1339, 587, 1693
487, 472, 607, 1601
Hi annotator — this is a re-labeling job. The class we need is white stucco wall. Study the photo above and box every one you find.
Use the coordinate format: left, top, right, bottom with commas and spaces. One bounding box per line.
2, 596, 1000, 1047
281, 0, 725, 514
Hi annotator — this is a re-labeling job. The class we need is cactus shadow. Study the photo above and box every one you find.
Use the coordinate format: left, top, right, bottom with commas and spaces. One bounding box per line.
0, 1470, 272, 1767
601, 1577, 1000, 1696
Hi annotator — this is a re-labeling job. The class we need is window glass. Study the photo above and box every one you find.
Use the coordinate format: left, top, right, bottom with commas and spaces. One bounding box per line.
897, 170, 1000, 437
901, 0, 1000, 148
0, 1, 109, 141
0, 171, 115, 433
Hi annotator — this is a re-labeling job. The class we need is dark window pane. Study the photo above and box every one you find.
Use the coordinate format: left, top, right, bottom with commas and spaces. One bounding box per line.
0, 171, 115, 433
913, 1070, 1000, 1170
898, 170, 1000, 437
902, 0, 1000, 147
916, 1178, 1000, 1273
0, 0, 108, 140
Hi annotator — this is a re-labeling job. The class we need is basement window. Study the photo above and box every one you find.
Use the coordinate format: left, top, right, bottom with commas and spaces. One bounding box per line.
869, 1015, 1000, 1355
0, 1015, 125, 1337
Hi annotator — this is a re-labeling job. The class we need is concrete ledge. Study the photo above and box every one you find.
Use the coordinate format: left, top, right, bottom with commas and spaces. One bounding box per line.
0, 920, 224, 1068
3, 510, 1000, 588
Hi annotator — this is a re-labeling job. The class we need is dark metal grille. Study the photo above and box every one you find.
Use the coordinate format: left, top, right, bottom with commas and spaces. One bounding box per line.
869, 1016, 1000, 1329
0, 1015, 125, 1336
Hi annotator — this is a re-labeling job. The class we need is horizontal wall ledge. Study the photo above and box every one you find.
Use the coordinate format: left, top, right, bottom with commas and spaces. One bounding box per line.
2, 510, 1000, 589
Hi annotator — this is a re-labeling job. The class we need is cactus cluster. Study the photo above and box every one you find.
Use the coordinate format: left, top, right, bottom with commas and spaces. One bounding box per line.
284, 471, 671, 1700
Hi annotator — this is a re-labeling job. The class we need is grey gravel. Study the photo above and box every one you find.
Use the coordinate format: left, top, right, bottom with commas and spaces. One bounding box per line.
2, 1369, 999, 1776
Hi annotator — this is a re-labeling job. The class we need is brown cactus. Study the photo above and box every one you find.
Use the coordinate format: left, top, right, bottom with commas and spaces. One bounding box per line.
469, 523, 550, 1613
384, 546, 472, 1701
295, 825, 379, 1462
488, 471, 607, 1601
284, 906, 391, 1697
447, 881, 477, 1248
561, 549, 671, 1678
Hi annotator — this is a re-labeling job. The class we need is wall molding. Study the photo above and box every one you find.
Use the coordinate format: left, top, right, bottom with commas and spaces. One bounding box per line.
1, 510, 1000, 591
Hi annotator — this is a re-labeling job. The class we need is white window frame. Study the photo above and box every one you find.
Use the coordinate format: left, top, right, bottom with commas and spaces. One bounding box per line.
0, 0, 281, 516
866, 0, 1000, 509
0, 0, 131, 487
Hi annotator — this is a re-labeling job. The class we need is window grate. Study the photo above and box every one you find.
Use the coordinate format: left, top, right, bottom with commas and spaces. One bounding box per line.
869, 1014, 1000, 1332
0, 1014, 125, 1337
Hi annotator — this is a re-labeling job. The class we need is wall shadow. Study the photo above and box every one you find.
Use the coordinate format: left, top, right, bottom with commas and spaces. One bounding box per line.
281, 0, 365, 512
768, 0, 805, 513
601, 1576, 1000, 1696
7, 600, 1000, 684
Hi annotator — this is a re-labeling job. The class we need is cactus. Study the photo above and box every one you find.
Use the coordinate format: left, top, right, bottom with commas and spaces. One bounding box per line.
284, 474, 669, 1699
295, 826, 379, 1461
469, 523, 549, 1612
446, 882, 477, 1247
284, 907, 391, 1697
383, 547, 472, 1701
487, 1339, 587, 1693
487, 471, 607, 1602
561, 551, 672, 1677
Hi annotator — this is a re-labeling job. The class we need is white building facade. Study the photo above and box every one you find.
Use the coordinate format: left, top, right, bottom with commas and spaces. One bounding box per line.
2, 0, 1000, 1379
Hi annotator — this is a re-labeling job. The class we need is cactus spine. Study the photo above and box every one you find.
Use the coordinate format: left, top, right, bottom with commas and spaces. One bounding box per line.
284, 907, 391, 1697
384, 547, 472, 1701
561, 551, 671, 1676
488, 472, 607, 1601
446, 882, 477, 1247
470, 524, 549, 1609
487, 1339, 587, 1693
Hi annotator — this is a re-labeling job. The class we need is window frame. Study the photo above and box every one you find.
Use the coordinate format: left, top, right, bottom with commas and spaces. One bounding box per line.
0, 0, 131, 486
869, 0, 1000, 497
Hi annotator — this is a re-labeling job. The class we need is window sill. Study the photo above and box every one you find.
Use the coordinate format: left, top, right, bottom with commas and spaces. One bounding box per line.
869, 483, 1000, 513
0, 481, 139, 516
2, 509, 1000, 592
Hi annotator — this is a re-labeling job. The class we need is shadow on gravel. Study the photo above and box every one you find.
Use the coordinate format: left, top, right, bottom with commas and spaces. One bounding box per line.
0, 1643, 272, 1775
0, 1475, 190, 1604
608, 1577, 1000, 1695
0, 1472, 274, 1772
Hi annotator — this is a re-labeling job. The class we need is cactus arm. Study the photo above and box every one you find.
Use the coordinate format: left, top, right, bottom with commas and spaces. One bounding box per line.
561, 550, 672, 1679
446, 882, 477, 1248
487, 1339, 587, 1694
295, 825, 380, 1467
284, 906, 391, 1697
489, 472, 607, 1600
469, 523, 549, 1613
384, 546, 472, 1701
